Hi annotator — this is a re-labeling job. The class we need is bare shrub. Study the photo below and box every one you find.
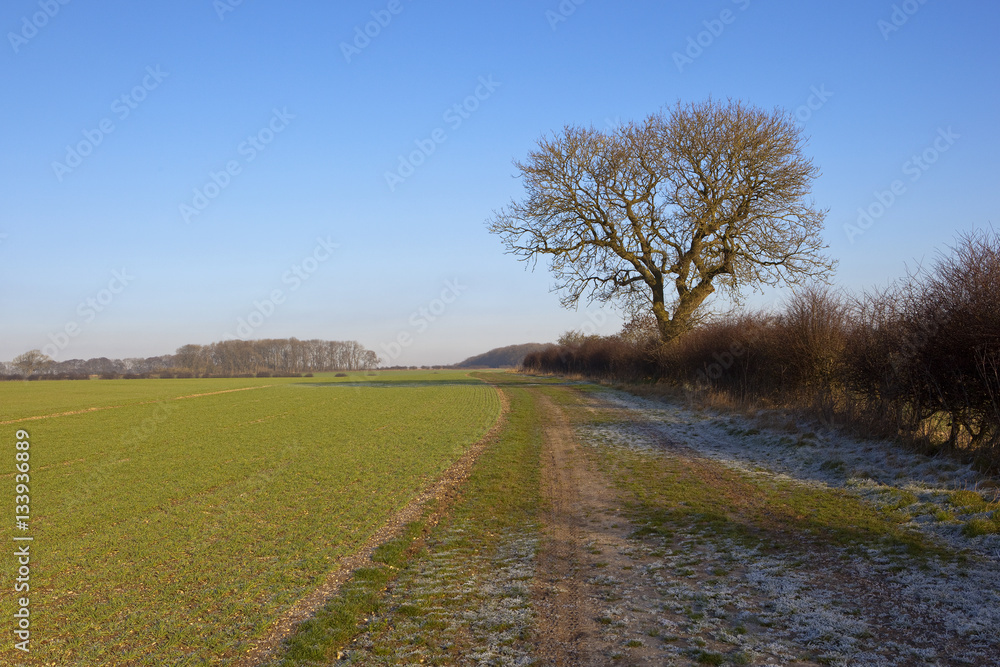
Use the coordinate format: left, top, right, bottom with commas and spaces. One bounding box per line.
522, 231, 1000, 471
777, 286, 849, 394
904, 231, 1000, 466
841, 284, 912, 437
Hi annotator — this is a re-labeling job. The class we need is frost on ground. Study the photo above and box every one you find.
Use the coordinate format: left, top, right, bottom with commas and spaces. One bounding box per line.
341, 523, 537, 666
593, 389, 1000, 558
571, 388, 1000, 666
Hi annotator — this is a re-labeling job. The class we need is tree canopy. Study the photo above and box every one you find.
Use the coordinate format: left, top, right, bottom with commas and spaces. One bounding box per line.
489, 98, 836, 342
12, 349, 51, 376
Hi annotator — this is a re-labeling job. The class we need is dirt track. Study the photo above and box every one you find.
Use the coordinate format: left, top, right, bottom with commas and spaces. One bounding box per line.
245, 379, 1000, 665
533, 393, 604, 665
531, 386, 1000, 666
533, 393, 684, 666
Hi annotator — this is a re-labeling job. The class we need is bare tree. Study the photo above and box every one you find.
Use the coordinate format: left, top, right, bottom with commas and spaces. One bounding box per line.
13, 349, 51, 377
488, 98, 836, 342
174, 344, 205, 374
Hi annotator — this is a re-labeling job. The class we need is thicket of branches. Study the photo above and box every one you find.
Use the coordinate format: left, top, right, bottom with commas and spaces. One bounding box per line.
489, 98, 836, 343
523, 231, 1000, 472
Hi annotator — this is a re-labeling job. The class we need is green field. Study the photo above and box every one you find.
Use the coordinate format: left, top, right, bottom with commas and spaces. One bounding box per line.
1, 371, 502, 665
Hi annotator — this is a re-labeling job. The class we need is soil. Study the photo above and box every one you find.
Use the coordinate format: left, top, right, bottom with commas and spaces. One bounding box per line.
532, 394, 670, 665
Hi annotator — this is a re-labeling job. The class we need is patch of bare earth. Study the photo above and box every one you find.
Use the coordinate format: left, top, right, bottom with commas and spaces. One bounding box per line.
533, 394, 683, 665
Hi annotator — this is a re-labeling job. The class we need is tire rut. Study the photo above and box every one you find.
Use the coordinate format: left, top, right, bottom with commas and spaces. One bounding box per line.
532, 393, 666, 666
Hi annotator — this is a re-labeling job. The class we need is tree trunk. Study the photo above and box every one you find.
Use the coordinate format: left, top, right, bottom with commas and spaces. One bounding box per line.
652, 282, 716, 343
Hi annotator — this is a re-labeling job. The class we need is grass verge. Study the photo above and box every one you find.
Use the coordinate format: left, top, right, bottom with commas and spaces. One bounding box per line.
268, 517, 433, 664
555, 385, 943, 560
267, 375, 543, 665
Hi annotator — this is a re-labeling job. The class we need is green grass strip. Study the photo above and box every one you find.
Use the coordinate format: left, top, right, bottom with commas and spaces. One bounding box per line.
272, 519, 430, 665
268, 375, 543, 665
554, 384, 944, 559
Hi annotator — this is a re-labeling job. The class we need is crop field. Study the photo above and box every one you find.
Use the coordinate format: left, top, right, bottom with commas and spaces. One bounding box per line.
6, 371, 999, 666
1, 371, 502, 665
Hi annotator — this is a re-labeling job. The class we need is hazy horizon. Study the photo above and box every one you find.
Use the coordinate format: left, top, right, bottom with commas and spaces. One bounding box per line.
0, 336, 554, 368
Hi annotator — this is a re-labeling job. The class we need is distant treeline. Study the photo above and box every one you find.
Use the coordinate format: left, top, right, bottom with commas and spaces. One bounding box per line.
524, 231, 1000, 473
1, 338, 379, 380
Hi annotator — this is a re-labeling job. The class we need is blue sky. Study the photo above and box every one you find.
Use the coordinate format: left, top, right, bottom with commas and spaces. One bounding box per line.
1, 0, 997, 365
